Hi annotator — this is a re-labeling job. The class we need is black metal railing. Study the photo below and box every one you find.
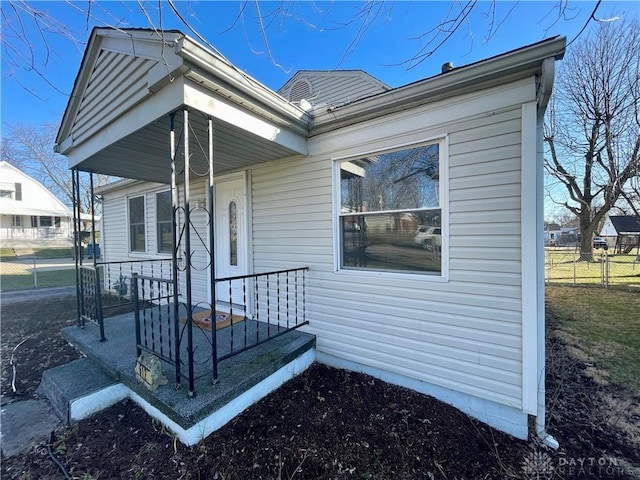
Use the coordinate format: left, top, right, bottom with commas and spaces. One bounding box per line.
130, 266, 308, 395
77, 265, 105, 341
213, 267, 309, 362
98, 258, 173, 310
75, 258, 173, 343
132, 273, 180, 385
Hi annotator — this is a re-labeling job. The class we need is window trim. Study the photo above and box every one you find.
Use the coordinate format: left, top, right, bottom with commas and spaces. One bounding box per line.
332, 136, 449, 281
127, 194, 147, 253
155, 190, 172, 254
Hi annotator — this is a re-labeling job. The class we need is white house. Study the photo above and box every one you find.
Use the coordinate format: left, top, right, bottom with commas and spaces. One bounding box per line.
0, 161, 73, 247
600, 214, 640, 253
56, 28, 565, 445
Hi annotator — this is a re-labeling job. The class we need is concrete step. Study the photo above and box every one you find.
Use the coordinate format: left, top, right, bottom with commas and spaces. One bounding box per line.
37, 357, 127, 424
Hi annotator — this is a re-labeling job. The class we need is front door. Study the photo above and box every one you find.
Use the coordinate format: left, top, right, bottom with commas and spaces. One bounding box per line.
214, 176, 247, 307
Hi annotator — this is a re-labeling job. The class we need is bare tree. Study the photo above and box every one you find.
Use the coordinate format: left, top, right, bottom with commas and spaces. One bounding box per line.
544, 19, 640, 258
1, 122, 110, 214
1, 0, 612, 98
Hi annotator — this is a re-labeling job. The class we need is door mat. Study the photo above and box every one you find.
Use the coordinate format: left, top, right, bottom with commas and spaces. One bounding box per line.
180, 310, 245, 331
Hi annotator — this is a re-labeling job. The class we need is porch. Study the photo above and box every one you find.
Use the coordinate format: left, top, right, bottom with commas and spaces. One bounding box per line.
54, 28, 319, 442
56, 306, 314, 445
75, 260, 311, 385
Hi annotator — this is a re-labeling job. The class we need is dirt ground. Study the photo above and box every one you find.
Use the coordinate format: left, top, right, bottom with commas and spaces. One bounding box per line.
1, 294, 639, 479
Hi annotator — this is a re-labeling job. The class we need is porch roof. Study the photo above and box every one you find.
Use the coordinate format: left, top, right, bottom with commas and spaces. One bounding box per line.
55, 28, 311, 183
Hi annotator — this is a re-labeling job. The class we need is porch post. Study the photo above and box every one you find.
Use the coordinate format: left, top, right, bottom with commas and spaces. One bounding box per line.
169, 112, 182, 387
208, 117, 218, 383
89, 173, 105, 341
183, 109, 196, 396
72, 168, 81, 327
89, 173, 97, 267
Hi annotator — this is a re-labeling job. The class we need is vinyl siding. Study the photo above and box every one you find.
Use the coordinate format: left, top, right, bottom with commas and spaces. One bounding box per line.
100, 179, 209, 304
250, 78, 535, 409
100, 75, 536, 411
73, 50, 158, 145
278, 71, 389, 108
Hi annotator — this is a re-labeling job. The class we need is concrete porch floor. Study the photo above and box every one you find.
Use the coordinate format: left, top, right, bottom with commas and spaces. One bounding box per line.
58, 310, 315, 445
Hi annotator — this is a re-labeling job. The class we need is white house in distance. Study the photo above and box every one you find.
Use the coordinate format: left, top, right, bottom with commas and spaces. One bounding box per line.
56, 28, 565, 446
0, 161, 73, 247
600, 214, 640, 253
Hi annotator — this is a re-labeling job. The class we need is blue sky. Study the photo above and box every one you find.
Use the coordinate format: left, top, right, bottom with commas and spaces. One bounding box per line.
1, 0, 637, 128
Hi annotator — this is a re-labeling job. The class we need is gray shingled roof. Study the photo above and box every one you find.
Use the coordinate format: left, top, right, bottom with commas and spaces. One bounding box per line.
609, 216, 640, 234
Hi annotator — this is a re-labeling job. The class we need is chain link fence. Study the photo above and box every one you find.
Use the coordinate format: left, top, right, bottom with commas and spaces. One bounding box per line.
545, 247, 640, 288
0, 249, 78, 292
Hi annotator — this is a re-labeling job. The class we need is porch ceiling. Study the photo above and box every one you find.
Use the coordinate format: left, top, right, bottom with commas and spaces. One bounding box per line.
76, 110, 303, 184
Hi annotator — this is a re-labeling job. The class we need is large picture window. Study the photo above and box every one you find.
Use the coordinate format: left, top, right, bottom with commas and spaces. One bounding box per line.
338, 141, 443, 275
128, 196, 146, 252
156, 191, 172, 253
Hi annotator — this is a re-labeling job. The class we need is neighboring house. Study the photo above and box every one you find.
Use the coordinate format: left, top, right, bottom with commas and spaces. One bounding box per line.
0, 161, 73, 247
544, 223, 562, 246
600, 214, 640, 253
56, 28, 565, 445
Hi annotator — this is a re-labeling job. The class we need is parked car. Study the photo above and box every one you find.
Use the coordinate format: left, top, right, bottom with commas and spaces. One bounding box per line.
592, 236, 608, 250
414, 226, 441, 251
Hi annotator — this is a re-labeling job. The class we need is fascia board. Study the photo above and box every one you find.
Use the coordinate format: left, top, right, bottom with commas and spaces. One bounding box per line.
310, 37, 566, 136
56, 28, 102, 147
176, 37, 311, 133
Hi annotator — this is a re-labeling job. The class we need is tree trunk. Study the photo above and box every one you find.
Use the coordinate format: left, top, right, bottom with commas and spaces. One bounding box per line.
579, 213, 597, 261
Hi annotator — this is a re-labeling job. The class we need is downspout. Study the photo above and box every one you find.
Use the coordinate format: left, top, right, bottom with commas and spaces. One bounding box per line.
535, 56, 560, 450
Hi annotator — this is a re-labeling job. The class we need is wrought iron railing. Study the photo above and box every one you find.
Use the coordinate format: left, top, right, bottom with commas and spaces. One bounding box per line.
98, 258, 173, 309
77, 265, 105, 341
131, 274, 181, 385
130, 267, 309, 395
75, 258, 173, 343
213, 267, 309, 361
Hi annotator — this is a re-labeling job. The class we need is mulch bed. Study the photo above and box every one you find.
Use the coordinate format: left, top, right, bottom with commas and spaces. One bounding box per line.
1, 295, 638, 479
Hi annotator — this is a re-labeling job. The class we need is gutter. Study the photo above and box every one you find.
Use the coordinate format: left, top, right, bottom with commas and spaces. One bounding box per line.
535, 54, 562, 451
310, 36, 566, 136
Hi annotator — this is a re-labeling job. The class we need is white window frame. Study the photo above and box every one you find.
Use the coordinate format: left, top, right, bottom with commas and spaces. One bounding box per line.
127, 195, 147, 253
333, 136, 449, 281
155, 190, 172, 254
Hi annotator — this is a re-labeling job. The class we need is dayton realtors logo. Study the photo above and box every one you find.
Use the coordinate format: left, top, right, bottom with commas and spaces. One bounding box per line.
522, 450, 554, 478
521, 449, 633, 478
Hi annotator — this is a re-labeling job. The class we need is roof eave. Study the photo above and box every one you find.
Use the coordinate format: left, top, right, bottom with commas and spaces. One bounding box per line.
310, 36, 566, 136
176, 36, 311, 135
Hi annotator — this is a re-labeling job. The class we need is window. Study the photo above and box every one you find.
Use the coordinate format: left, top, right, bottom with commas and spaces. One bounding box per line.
156, 191, 172, 253
14, 183, 22, 201
0, 190, 12, 198
337, 141, 443, 275
54, 216, 61, 227
40, 216, 52, 227
229, 201, 238, 266
31, 216, 38, 228
128, 196, 146, 252
12, 215, 22, 227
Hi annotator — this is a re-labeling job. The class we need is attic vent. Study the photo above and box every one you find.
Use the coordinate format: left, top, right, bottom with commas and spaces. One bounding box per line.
288, 79, 312, 103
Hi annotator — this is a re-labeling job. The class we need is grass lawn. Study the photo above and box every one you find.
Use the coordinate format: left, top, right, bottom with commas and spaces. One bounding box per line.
0, 269, 77, 291
546, 285, 640, 394
545, 248, 640, 287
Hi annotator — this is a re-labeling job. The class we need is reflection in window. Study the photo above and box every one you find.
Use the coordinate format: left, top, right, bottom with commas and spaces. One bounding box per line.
156, 191, 172, 253
339, 141, 442, 275
229, 201, 237, 266
128, 196, 146, 252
